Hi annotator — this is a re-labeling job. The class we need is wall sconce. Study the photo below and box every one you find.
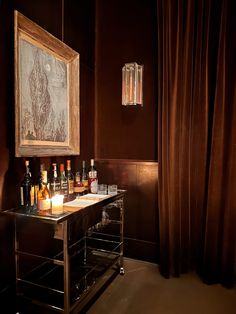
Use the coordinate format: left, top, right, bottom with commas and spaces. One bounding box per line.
122, 62, 143, 106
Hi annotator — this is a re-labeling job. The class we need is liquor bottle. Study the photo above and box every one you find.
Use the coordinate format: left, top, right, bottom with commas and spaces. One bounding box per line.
50, 163, 60, 197
31, 163, 45, 209
81, 160, 89, 193
88, 159, 98, 194
66, 159, 74, 196
37, 170, 51, 212
36, 164, 44, 189
74, 171, 85, 197
20, 160, 33, 208
59, 163, 68, 200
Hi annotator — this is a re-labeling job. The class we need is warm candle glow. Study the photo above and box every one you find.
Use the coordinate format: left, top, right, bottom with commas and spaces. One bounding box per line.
51, 194, 64, 214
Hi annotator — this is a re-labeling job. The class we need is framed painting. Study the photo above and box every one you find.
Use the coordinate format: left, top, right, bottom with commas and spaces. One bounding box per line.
14, 10, 80, 157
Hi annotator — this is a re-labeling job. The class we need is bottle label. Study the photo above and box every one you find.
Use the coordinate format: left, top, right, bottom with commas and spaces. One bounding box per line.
90, 179, 98, 194
68, 180, 74, 194
74, 186, 85, 193
82, 179, 89, 189
61, 181, 68, 196
38, 199, 51, 211
50, 182, 61, 193
89, 170, 97, 179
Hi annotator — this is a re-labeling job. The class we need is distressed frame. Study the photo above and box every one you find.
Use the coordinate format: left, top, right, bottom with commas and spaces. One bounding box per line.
14, 10, 80, 157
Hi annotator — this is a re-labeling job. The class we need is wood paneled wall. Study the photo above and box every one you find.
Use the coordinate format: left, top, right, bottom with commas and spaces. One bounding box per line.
96, 159, 159, 262
95, 0, 158, 262
95, 0, 158, 160
0, 0, 95, 306
0, 0, 158, 307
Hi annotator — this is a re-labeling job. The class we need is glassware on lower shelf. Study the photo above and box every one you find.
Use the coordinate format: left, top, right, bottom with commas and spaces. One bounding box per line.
102, 209, 110, 226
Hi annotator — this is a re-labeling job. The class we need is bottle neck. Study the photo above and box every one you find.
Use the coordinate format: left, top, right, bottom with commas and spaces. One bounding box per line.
41, 171, 47, 185
25, 168, 31, 178
60, 170, 66, 177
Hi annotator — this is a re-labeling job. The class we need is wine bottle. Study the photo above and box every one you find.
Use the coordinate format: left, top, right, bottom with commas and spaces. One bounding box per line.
20, 160, 33, 208
88, 159, 98, 194
66, 159, 74, 196
37, 170, 51, 211
81, 160, 89, 193
37, 164, 45, 189
50, 163, 60, 196
59, 163, 68, 200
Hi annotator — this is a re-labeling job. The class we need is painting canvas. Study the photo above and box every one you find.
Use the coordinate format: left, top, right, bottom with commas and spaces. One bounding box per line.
14, 11, 80, 157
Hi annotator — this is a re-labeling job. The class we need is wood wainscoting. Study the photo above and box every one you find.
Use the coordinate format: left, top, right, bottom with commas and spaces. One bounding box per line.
95, 159, 159, 263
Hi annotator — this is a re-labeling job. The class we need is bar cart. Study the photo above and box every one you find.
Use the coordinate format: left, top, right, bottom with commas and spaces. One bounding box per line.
5, 190, 126, 313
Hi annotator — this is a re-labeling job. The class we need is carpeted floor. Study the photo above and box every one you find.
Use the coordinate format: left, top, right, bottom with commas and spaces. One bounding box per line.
87, 258, 236, 314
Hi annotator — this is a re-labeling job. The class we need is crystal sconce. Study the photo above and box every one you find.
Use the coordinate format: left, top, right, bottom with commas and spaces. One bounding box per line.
122, 62, 143, 106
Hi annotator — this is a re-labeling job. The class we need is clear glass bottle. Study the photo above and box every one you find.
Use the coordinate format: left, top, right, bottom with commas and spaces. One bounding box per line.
66, 159, 74, 196
20, 160, 33, 208
50, 163, 60, 197
59, 163, 68, 201
88, 159, 98, 194
81, 160, 89, 193
37, 170, 51, 212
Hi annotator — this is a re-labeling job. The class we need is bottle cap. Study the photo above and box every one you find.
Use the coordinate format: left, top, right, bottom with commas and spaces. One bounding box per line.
67, 160, 71, 170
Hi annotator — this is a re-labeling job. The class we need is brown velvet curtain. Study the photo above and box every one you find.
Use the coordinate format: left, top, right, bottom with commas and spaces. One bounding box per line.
157, 0, 236, 287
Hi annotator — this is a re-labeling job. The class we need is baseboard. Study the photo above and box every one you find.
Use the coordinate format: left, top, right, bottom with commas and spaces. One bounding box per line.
124, 237, 159, 264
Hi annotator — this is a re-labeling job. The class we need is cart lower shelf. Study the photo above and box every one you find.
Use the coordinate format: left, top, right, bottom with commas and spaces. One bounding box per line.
17, 247, 121, 313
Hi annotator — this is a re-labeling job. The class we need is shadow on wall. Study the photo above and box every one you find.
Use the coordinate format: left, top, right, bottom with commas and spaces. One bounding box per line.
0, 213, 15, 303
1, 156, 23, 211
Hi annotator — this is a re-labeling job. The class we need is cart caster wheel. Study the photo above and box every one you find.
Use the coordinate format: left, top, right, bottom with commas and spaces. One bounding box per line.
120, 267, 125, 275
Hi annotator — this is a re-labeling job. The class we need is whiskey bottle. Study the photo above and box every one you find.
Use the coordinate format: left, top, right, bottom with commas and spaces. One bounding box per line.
59, 163, 68, 200
20, 160, 33, 208
74, 171, 85, 197
37, 170, 51, 212
35, 163, 45, 199
66, 159, 74, 196
50, 163, 60, 196
88, 159, 98, 194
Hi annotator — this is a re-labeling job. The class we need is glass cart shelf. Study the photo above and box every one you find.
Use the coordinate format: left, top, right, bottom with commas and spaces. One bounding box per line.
4, 190, 126, 314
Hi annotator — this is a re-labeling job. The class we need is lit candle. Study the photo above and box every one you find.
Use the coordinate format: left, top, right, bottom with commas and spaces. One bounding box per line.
51, 194, 64, 214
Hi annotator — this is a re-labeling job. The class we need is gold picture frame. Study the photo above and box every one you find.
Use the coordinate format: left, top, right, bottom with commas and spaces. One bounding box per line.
14, 10, 80, 157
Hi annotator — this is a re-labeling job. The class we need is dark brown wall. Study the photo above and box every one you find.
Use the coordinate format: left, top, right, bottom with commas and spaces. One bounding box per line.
95, 0, 159, 263
96, 160, 159, 262
95, 0, 157, 160
0, 0, 158, 307
0, 0, 95, 306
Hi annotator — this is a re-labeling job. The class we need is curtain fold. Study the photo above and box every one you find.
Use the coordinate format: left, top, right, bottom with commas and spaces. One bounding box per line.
157, 0, 236, 287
